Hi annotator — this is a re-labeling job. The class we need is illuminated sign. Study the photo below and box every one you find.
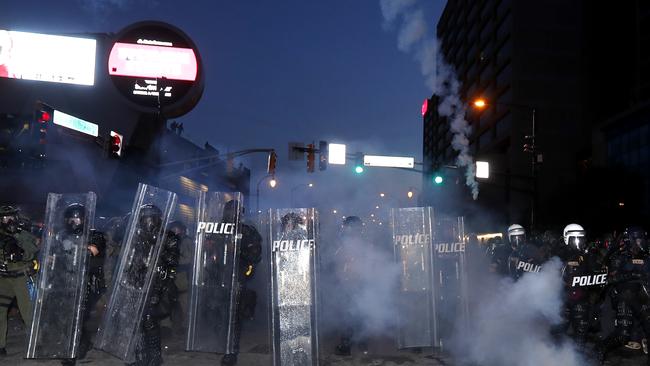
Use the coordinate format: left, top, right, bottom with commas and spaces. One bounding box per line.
476, 161, 490, 179
363, 155, 415, 168
108, 42, 197, 81
53, 110, 98, 137
328, 143, 346, 165
108, 21, 204, 118
0, 29, 96, 86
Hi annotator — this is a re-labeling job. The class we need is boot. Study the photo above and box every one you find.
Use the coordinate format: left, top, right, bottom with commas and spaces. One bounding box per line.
221, 353, 238, 366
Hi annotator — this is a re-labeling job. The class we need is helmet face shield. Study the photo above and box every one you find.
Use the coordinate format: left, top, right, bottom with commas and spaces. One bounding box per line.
65, 217, 83, 235
140, 215, 161, 234
567, 236, 587, 252
509, 234, 525, 249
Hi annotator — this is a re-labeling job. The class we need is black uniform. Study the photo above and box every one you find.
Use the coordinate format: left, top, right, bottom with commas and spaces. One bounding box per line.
223, 222, 262, 364
559, 246, 607, 348
128, 206, 179, 366
508, 242, 545, 280
598, 232, 650, 365
487, 237, 511, 276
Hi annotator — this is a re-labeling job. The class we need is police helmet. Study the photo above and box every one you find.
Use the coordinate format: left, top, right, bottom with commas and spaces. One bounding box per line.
64, 203, 86, 235
563, 223, 587, 252
138, 204, 163, 234
507, 224, 526, 248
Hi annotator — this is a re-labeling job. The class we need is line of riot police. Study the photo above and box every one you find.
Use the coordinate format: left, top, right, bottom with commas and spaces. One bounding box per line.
0, 185, 262, 366
486, 222, 650, 365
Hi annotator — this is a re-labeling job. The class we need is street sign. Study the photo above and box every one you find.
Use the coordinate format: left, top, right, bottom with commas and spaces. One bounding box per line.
52, 110, 98, 137
363, 155, 414, 168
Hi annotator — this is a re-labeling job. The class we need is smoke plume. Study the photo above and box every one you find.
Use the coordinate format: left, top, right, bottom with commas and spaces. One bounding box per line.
379, 0, 479, 199
453, 257, 587, 366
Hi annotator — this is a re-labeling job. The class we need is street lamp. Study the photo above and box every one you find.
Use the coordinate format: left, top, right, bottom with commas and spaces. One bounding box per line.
472, 97, 538, 229
290, 183, 314, 207
256, 174, 277, 212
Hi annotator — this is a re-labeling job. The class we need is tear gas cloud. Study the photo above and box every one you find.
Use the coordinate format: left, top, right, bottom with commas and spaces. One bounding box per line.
379, 0, 479, 199
452, 256, 588, 366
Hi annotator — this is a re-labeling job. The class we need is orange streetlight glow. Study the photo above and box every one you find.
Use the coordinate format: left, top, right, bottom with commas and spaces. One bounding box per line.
473, 98, 487, 109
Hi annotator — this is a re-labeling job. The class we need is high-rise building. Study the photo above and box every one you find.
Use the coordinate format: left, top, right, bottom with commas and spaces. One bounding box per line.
423, 0, 592, 230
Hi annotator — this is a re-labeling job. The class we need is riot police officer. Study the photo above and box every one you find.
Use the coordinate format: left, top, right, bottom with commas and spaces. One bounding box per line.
558, 224, 607, 351
333, 216, 368, 356
128, 204, 179, 366
0, 205, 37, 356
486, 235, 510, 275
221, 203, 262, 366
597, 226, 650, 365
49, 203, 105, 366
506, 224, 545, 280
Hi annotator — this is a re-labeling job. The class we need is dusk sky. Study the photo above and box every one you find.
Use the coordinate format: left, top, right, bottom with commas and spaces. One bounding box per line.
2, 0, 445, 211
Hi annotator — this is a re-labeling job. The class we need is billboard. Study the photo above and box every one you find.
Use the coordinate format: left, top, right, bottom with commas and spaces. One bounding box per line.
108, 22, 204, 118
0, 30, 96, 86
108, 42, 197, 81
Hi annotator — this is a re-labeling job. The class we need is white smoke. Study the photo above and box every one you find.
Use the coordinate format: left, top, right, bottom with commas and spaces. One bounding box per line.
379, 0, 479, 199
454, 257, 588, 366
320, 233, 401, 340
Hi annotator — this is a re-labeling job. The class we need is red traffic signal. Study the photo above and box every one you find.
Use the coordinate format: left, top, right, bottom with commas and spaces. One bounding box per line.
267, 151, 277, 175
306, 144, 315, 173
38, 111, 51, 123
34, 103, 54, 145
109, 131, 123, 157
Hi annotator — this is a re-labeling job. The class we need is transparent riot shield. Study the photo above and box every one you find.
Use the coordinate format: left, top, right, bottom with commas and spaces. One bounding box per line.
95, 183, 177, 362
27, 192, 96, 359
269, 208, 319, 366
391, 207, 435, 350
186, 191, 242, 353
432, 216, 469, 350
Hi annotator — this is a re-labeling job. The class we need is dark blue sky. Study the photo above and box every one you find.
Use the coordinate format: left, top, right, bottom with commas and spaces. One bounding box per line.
2, 0, 445, 212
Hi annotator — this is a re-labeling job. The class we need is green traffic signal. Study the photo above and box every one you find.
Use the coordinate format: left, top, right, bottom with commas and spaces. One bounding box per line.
434, 175, 443, 184
355, 165, 364, 174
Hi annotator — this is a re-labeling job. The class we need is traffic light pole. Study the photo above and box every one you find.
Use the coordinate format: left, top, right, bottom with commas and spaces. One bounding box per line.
256, 174, 274, 213
530, 107, 537, 231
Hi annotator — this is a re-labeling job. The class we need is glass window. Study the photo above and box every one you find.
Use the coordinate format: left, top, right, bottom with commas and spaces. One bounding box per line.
496, 113, 512, 139
479, 130, 492, 147
497, 13, 512, 39
496, 62, 512, 88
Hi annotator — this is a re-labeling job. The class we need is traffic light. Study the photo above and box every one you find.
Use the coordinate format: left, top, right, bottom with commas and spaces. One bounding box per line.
34, 103, 53, 146
432, 164, 444, 185
307, 143, 315, 173
354, 152, 364, 174
523, 135, 535, 153
109, 131, 123, 158
267, 150, 277, 175
319, 140, 328, 171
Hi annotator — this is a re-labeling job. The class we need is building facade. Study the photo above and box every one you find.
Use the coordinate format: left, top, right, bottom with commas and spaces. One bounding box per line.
0, 30, 250, 227
424, 0, 589, 231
